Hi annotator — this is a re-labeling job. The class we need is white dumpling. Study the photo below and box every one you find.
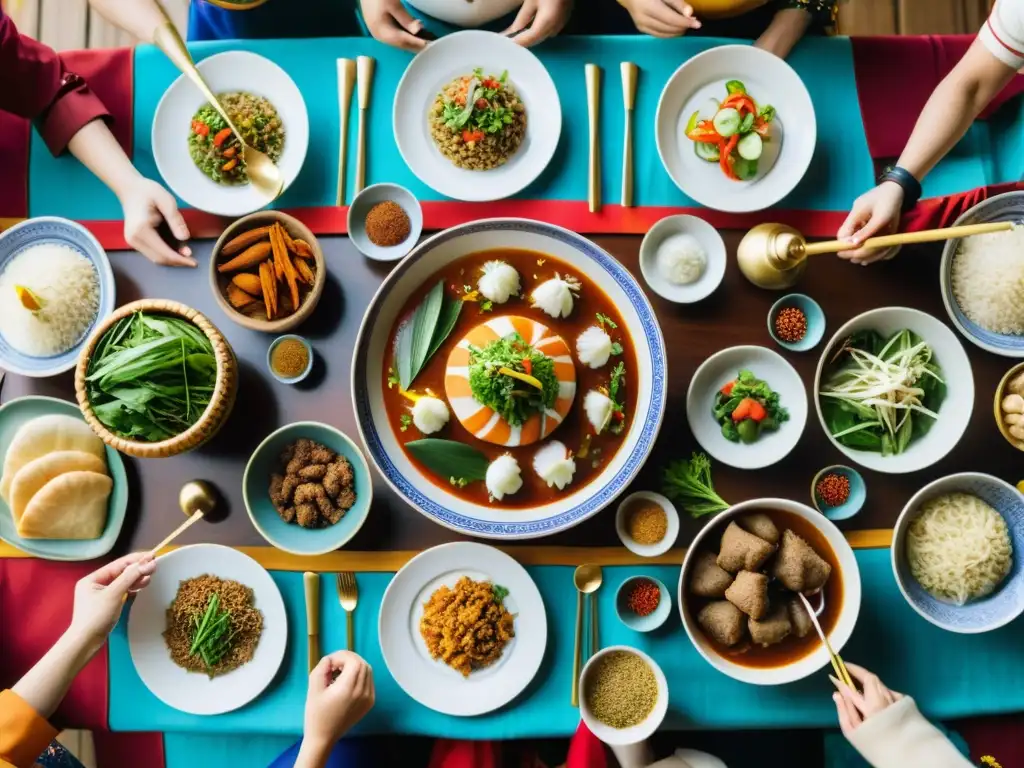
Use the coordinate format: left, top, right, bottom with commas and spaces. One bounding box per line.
411, 396, 450, 435
486, 454, 523, 501
583, 390, 614, 435
576, 326, 613, 369
478, 261, 520, 304
532, 440, 576, 490
530, 274, 580, 319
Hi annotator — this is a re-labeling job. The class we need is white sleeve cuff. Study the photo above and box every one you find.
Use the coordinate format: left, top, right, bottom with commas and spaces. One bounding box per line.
979, 2, 1024, 70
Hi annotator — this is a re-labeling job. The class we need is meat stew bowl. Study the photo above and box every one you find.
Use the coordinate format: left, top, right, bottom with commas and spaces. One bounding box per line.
677, 498, 861, 685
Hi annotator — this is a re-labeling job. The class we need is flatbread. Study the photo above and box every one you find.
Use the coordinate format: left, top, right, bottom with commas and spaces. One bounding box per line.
18, 471, 112, 540
8, 450, 108, 526
0, 415, 104, 502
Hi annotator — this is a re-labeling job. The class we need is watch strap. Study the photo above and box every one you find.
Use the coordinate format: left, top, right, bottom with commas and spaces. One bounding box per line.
878, 166, 922, 212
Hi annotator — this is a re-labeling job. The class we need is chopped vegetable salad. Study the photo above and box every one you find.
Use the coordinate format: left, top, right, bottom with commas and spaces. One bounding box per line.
713, 369, 788, 444
685, 79, 775, 181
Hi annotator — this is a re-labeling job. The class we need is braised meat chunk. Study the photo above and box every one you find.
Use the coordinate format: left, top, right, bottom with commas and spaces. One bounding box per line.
268, 439, 357, 528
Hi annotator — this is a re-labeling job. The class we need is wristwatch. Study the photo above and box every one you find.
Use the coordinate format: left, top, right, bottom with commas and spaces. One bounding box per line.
878, 166, 922, 212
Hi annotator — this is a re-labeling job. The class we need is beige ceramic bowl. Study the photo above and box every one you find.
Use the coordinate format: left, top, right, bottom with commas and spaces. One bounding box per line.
995, 362, 1024, 452
209, 210, 326, 333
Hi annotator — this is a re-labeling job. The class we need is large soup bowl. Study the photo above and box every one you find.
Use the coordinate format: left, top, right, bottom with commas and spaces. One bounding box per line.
677, 498, 862, 685
352, 219, 667, 539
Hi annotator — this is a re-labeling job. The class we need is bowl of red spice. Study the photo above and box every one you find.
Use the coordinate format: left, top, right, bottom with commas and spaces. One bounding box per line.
615, 491, 680, 557
811, 464, 865, 521
347, 183, 423, 262
616, 576, 672, 632
768, 293, 825, 352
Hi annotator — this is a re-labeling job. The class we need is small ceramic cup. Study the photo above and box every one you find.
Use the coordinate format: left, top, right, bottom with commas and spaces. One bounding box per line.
347, 183, 423, 262
811, 464, 865, 521
638, 214, 726, 304
267, 334, 313, 384
615, 491, 680, 557
768, 293, 825, 352
615, 575, 672, 632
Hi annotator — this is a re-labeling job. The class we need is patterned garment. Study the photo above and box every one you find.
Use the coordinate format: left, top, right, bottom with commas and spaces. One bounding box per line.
779, 0, 839, 30
34, 741, 85, 768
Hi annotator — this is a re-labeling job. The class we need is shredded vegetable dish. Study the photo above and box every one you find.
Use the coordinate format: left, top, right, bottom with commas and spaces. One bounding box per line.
685, 79, 775, 181
189, 92, 284, 185
429, 68, 526, 171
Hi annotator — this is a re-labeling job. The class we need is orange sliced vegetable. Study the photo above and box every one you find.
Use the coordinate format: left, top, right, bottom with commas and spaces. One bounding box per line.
719, 135, 739, 181
218, 241, 272, 272
720, 380, 736, 396
222, 146, 237, 158
221, 226, 270, 256
221, 158, 238, 172
14, 285, 43, 311
212, 128, 233, 147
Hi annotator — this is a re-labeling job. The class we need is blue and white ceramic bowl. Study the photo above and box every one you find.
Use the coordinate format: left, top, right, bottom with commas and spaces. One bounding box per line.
939, 191, 1024, 358
892, 472, 1024, 634
0, 217, 114, 377
352, 218, 667, 539
243, 422, 373, 555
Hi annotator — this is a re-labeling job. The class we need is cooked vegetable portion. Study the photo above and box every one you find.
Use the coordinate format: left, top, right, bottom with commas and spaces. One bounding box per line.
713, 370, 788, 444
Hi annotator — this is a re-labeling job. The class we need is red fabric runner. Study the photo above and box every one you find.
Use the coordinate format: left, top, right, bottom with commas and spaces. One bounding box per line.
901, 181, 1024, 230
849, 35, 1024, 161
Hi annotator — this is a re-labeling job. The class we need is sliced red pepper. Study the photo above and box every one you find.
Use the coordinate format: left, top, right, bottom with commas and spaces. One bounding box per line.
686, 120, 720, 143
461, 128, 485, 143
212, 127, 233, 147
482, 78, 500, 89
221, 146, 237, 158
193, 121, 210, 137
722, 93, 757, 115
719, 134, 739, 180
721, 380, 736, 396
522, 358, 533, 376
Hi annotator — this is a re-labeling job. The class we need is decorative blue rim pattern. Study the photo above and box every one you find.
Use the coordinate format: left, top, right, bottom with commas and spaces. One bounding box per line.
0, 217, 115, 377
940, 192, 1024, 357
352, 219, 667, 538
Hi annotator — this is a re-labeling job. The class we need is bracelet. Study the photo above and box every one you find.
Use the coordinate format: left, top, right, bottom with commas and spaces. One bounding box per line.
878, 166, 922, 212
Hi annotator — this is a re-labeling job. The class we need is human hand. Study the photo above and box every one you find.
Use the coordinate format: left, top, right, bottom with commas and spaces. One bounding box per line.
119, 177, 196, 267
504, 0, 573, 47
359, 0, 427, 52
617, 0, 701, 38
836, 181, 904, 264
302, 652, 375, 752
69, 553, 156, 651
832, 662, 904, 737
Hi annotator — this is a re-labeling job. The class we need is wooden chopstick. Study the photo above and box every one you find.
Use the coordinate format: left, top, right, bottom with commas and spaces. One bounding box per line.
354, 56, 375, 196
335, 59, 357, 206
585, 63, 601, 214
800, 592, 855, 690
619, 62, 637, 208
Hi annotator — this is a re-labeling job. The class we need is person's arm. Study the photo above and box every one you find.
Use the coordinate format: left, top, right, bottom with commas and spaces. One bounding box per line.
86, 0, 167, 44
754, 1, 835, 59
293, 652, 375, 768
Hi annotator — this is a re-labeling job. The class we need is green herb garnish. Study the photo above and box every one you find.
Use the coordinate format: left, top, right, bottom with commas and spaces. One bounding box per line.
387, 367, 400, 389
607, 362, 627, 435
662, 452, 730, 519
399, 413, 413, 432
611, 341, 623, 356
469, 333, 559, 426
395, 282, 463, 391
480, 299, 494, 313
595, 313, 618, 329
492, 584, 510, 603
407, 439, 489, 483
188, 593, 235, 674
85, 312, 216, 442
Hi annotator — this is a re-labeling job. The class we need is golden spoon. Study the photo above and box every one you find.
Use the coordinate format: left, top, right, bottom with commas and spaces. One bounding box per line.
149, 480, 218, 556
152, 16, 284, 202
571, 564, 603, 707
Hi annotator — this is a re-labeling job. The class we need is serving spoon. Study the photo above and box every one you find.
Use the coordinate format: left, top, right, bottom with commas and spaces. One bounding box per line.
571, 564, 602, 707
152, 14, 284, 202
148, 480, 219, 556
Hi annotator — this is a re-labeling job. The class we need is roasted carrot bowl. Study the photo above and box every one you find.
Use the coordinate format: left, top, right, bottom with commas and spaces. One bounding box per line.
209, 211, 326, 333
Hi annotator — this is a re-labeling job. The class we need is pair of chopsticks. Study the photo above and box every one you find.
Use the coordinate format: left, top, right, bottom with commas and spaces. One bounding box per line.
583, 62, 639, 214
798, 592, 854, 690
336, 57, 376, 206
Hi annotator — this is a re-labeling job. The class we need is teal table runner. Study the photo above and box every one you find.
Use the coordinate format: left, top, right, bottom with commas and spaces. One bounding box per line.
109, 549, 1024, 737
27, 36, 1024, 226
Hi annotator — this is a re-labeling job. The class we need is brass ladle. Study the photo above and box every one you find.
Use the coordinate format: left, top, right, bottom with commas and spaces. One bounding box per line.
736, 220, 1019, 290
149, 480, 219, 556
153, 15, 284, 202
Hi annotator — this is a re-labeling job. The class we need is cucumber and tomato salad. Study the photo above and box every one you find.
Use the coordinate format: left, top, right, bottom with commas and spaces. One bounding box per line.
685, 79, 776, 181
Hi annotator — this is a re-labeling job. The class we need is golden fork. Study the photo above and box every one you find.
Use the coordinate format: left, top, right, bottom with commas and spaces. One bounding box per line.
336, 572, 358, 653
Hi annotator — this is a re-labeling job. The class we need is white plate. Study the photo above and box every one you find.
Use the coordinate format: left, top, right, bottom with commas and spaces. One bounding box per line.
656, 45, 815, 213
378, 542, 547, 716
153, 51, 309, 217
393, 31, 561, 202
638, 214, 727, 304
814, 307, 974, 474
127, 544, 288, 715
687, 345, 807, 470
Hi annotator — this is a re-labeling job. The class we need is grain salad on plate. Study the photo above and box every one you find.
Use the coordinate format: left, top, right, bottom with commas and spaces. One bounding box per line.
189, 92, 285, 185
429, 68, 526, 171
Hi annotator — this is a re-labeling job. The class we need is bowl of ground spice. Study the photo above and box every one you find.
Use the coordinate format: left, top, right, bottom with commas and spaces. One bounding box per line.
347, 183, 423, 262
580, 646, 668, 745
768, 293, 825, 352
615, 575, 671, 632
811, 464, 865, 521
615, 491, 679, 557
267, 334, 313, 384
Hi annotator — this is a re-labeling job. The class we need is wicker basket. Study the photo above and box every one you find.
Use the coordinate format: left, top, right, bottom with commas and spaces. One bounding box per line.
74, 299, 238, 459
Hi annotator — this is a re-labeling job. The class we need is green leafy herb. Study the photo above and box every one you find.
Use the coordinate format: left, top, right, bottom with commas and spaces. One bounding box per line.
492, 584, 510, 603
395, 282, 463, 391
739, 112, 755, 134
662, 452, 730, 519
387, 367, 400, 389
399, 414, 413, 432
85, 312, 216, 442
725, 79, 746, 95
758, 104, 776, 123
480, 299, 494, 313
595, 312, 618, 329
610, 341, 623, 356
450, 476, 470, 488
608, 362, 627, 435
407, 439, 489, 483
468, 333, 559, 426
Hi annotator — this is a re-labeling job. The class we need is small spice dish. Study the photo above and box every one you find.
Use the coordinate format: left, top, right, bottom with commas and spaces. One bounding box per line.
615, 576, 672, 632
615, 491, 680, 557
347, 182, 423, 262
811, 464, 865, 521
267, 334, 313, 384
768, 293, 825, 352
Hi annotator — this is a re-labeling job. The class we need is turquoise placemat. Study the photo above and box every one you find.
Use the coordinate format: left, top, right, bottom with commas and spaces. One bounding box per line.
109, 549, 1024, 738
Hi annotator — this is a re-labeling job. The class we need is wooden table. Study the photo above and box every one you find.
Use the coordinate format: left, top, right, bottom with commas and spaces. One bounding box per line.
3, 231, 1016, 554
